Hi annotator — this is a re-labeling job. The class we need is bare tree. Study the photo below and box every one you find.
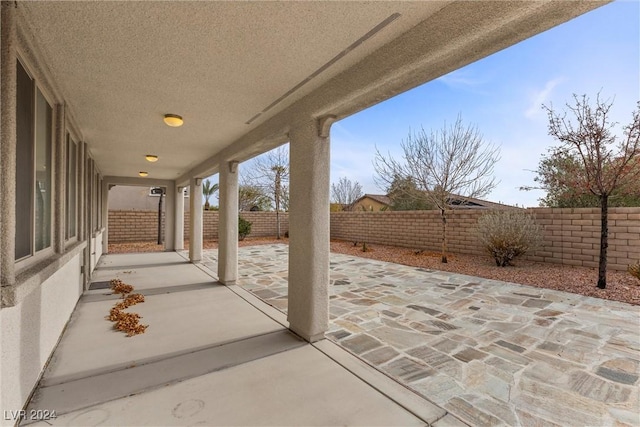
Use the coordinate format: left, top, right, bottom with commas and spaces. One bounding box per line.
243, 146, 289, 239
541, 94, 640, 289
331, 176, 363, 210
374, 115, 500, 263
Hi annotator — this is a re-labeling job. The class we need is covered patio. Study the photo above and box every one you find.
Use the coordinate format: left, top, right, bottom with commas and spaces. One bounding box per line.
25, 251, 453, 426
0, 1, 612, 424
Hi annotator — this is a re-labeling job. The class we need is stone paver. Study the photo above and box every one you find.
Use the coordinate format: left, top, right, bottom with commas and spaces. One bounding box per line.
202, 244, 640, 427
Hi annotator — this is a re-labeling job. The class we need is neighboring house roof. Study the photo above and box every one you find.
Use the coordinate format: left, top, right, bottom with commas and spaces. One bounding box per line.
357, 194, 392, 206
353, 193, 516, 210
448, 194, 517, 210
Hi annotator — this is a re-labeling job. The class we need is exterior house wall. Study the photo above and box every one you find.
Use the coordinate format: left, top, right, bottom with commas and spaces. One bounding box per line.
1, 255, 82, 422
108, 185, 190, 212
352, 197, 389, 212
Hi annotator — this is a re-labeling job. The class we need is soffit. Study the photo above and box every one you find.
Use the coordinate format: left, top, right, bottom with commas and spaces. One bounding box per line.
18, 1, 449, 179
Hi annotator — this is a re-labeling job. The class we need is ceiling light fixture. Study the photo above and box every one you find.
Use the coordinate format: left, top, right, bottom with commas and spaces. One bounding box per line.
139, 171, 148, 177
163, 114, 183, 127
145, 154, 159, 162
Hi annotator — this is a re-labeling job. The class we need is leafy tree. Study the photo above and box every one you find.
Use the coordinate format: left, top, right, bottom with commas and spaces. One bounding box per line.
244, 146, 289, 239
238, 184, 271, 212
202, 179, 219, 210
532, 149, 640, 208
374, 115, 499, 263
386, 175, 433, 211
535, 94, 640, 289
238, 216, 252, 241
331, 177, 363, 210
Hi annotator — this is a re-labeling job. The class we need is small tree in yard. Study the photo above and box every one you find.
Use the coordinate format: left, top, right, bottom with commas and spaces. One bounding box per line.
374, 115, 500, 263
533, 95, 640, 289
331, 177, 363, 210
244, 146, 289, 239
477, 210, 541, 267
202, 179, 219, 210
238, 216, 252, 241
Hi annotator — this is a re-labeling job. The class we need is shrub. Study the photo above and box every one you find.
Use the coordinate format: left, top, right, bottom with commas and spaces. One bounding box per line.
477, 210, 541, 267
238, 216, 252, 241
629, 263, 640, 283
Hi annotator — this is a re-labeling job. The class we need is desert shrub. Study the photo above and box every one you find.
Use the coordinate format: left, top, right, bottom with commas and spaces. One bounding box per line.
238, 216, 252, 241
629, 263, 640, 283
477, 210, 541, 267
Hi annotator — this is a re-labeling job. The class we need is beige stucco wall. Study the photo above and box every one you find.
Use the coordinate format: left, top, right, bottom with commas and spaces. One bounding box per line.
0, 255, 82, 425
352, 197, 388, 212
108, 186, 189, 212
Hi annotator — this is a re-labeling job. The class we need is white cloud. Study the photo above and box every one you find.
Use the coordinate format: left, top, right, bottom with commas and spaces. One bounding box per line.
436, 69, 491, 95
524, 77, 565, 119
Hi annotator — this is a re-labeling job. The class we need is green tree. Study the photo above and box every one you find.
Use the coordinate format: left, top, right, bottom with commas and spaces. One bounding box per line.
202, 179, 219, 210
532, 94, 640, 289
532, 149, 640, 208
386, 175, 433, 211
238, 184, 271, 212
374, 116, 499, 263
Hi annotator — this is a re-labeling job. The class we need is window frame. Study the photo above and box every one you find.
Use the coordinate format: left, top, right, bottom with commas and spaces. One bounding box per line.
15, 56, 56, 266
65, 132, 78, 242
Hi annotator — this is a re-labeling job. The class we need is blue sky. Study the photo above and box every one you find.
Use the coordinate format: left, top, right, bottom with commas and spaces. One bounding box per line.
329, 0, 640, 207
226, 1, 639, 208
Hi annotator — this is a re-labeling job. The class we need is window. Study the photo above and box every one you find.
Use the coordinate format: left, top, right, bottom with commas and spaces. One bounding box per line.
65, 133, 77, 240
15, 60, 53, 260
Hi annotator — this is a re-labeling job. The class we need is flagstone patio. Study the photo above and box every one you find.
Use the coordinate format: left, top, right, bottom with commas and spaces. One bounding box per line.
202, 244, 640, 427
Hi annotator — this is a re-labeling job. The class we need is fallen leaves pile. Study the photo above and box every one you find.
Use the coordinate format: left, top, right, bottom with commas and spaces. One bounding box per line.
107, 279, 148, 337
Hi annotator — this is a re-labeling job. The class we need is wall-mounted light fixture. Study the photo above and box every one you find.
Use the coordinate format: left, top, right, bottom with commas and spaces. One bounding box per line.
139, 171, 148, 177
163, 114, 183, 127
145, 154, 159, 162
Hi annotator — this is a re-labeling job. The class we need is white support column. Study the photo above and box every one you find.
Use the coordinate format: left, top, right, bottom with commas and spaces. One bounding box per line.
218, 161, 239, 285
174, 186, 185, 251
164, 182, 175, 251
54, 104, 66, 254
287, 116, 334, 342
101, 179, 108, 254
189, 177, 203, 263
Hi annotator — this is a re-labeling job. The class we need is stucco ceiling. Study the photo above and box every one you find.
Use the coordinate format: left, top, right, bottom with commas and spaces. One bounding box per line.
17, 1, 607, 182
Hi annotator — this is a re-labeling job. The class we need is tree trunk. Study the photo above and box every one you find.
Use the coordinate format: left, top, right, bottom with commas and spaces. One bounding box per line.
597, 194, 608, 289
441, 209, 448, 263
275, 171, 281, 239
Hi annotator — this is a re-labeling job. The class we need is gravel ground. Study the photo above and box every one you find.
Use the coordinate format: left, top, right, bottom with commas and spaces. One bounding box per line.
109, 238, 640, 306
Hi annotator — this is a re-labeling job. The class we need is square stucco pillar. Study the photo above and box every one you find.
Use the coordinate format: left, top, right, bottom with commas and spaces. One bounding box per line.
189, 178, 203, 263
163, 182, 176, 251
174, 186, 185, 251
1, 1, 16, 287
287, 117, 334, 342
218, 161, 239, 285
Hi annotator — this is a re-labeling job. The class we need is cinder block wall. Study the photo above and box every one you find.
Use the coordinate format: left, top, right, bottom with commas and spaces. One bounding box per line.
330, 207, 640, 271
108, 207, 640, 271
108, 210, 165, 243
528, 207, 640, 271
108, 210, 288, 242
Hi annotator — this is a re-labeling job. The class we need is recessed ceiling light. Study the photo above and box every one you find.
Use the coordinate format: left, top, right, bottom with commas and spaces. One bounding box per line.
139, 171, 148, 177
145, 154, 159, 162
164, 114, 183, 127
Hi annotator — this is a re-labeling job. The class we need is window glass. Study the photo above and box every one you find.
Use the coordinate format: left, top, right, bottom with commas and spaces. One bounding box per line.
66, 134, 77, 239
15, 61, 34, 259
34, 88, 52, 251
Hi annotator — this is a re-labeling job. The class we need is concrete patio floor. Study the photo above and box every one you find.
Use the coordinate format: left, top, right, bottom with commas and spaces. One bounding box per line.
200, 244, 640, 427
23, 251, 459, 426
